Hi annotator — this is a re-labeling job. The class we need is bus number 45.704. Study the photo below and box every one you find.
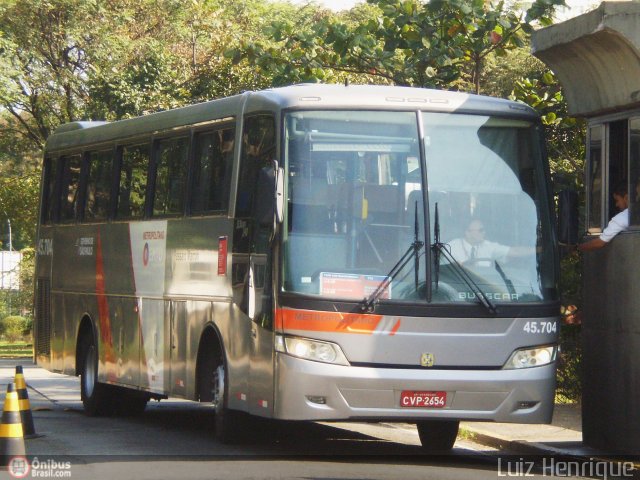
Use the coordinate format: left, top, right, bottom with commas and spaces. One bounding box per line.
523, 321, 557, 334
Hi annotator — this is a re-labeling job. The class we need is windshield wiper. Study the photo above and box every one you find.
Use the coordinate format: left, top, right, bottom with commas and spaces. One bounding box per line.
361, 202, 424, 312
431, 203, 497, 315
494, 260, 516, 297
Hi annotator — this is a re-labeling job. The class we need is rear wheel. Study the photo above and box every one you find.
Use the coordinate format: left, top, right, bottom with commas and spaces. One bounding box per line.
79, 333, 113, 416
416, 420, 459, 452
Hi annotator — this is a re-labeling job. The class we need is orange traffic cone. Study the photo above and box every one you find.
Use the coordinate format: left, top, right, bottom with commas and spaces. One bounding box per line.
0, 383, 26, 467
14, 366, 36, 438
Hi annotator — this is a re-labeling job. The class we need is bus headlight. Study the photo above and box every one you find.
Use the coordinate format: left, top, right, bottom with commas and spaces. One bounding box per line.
275, 335, 350, 366
503, 345, 557, 369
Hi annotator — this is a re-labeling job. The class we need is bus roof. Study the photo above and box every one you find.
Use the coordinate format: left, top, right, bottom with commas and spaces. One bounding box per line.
45, 84, 538, 153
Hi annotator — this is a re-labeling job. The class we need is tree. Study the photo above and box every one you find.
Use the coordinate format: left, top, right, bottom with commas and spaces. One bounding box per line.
233, 0, 566, 93
0, 0, 99, 148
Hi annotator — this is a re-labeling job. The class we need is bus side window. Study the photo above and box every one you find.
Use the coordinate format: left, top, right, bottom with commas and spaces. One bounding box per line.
41, 157, 60, 225
152, 136, 189, 217
59, 154, 83, 223
116, 143, 149, 220
85, 149, 113, 222
191, 126, 235, 214
235, 115, 276, 219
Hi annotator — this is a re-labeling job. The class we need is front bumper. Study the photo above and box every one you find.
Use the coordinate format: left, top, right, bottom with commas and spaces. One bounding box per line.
274, 353, 556, 423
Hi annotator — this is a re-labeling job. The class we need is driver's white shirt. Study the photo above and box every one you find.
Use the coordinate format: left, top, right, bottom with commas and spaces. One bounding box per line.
446, 238, 510, 264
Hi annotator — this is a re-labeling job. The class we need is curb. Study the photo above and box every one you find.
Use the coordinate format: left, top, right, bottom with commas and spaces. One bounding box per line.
466, 428, 640, 471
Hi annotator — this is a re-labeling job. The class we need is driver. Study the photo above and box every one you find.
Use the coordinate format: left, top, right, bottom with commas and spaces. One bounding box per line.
447, 218, 514, 265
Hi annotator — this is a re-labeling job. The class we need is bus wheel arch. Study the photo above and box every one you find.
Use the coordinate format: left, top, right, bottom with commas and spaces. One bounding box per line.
196, 324, 243, 443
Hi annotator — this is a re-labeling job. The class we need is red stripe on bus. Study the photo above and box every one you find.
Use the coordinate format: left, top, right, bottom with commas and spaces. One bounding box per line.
389, 318, 401, 336
276, 308, 383, 334
95, 231, 113, 348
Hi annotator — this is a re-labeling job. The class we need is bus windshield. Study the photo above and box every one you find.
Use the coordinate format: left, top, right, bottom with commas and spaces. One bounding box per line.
282, 110, 556, 305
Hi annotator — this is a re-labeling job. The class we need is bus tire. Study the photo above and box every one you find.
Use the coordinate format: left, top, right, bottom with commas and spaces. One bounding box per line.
79, 333, 113, 416
416, 420, 459, 452
212, 363, 245, 443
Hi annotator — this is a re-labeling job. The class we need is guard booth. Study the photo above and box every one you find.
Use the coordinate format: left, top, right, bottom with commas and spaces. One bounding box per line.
533, 1, 640, 454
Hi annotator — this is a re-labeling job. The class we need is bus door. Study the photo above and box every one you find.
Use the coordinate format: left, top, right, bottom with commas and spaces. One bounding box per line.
236, 114, 277, 416
248, 253, 274, 415
169, 300, 187, 397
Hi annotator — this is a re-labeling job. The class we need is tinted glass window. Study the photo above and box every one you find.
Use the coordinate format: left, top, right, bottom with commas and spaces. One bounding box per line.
117, 144, 149, 219
41, 157, 59, 225
153, 137, 189, 216
236, 116, 275, 217
191, 127, 234, 213
59, 154, 83, 222
85, 150, 113, 222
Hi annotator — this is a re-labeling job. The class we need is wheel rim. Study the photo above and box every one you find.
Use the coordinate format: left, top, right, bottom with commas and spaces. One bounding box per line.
211, 365, 225, 414
83, 344, 96, 398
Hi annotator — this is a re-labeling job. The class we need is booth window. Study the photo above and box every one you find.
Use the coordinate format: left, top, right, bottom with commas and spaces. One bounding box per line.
587, 120, 629, 233
629, 117, 640, 226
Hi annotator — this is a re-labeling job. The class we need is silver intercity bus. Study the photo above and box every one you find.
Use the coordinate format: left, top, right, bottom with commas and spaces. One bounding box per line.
34, 84, 559, 451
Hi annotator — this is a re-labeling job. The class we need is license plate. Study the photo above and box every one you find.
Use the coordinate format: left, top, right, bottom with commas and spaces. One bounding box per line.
400, 391, 447, 408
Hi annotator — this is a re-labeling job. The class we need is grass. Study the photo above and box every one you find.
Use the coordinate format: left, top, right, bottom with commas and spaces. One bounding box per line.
0, 340, 33, 358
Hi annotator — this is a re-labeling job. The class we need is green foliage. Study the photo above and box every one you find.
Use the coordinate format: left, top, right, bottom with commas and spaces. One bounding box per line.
511, 68, 585, 191
0, 315, 31, 342
556, 324, 582, 404
0, 172, 40, 250
232, 0, 566, 93
0, 340, 33, 358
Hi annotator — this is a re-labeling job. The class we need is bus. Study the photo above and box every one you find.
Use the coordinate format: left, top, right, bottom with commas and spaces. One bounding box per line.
34, 84, 559, 451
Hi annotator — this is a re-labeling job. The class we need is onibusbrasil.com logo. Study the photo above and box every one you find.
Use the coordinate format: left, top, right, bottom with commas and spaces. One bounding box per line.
8, 457, 72, 478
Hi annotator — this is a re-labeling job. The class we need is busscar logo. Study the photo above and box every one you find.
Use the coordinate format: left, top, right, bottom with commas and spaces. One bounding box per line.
420, 353, 435, 367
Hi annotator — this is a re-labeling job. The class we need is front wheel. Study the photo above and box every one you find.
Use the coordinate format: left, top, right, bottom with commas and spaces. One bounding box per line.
416, 420, 459, 452
199, 349, 244, 444
79, 334, 113, 416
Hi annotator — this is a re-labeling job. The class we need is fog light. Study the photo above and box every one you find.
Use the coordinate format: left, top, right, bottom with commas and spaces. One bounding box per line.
306, 395, 327, 405
516, 401, 538, 410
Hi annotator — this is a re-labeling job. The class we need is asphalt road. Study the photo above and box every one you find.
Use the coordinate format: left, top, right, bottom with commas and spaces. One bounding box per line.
0, 360, 583, 480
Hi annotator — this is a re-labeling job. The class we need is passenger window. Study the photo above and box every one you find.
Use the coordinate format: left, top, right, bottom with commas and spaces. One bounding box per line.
41, 157, 59, 225
85, 150, 113, 222
191, 127, 235, 214
59, 154, 83, 222
117, 144, 149, 220
235, 115, 275, 218
153, 137, 189, 217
